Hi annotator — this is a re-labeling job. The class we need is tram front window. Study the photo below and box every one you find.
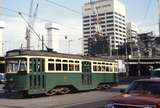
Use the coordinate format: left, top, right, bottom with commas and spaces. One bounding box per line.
6, 58, 27, 73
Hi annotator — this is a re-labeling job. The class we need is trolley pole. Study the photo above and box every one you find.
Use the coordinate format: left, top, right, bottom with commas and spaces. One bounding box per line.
125, 40, 129, 77
42, 35, 44, 51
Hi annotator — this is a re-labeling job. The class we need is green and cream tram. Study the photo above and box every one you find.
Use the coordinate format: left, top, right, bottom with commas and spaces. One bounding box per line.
4, 49, 118, 96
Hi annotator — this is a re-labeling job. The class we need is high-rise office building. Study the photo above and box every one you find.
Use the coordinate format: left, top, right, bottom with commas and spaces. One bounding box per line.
82, 0, 126, 55
126, 22, 138, 43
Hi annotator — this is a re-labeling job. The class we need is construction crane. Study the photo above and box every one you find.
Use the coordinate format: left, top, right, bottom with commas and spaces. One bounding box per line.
26, 0, 39, 50
89, 0, 103, 37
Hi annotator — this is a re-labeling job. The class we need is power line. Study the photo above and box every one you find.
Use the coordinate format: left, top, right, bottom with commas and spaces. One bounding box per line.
0, 6, 81, 31
45, 0, 82, 15
143, 0, 152, 20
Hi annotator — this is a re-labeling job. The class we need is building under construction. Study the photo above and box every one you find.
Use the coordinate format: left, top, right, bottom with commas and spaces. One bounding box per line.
88, 35, 109, 56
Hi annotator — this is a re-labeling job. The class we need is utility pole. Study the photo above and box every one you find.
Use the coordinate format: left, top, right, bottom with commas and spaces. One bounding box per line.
157, 0, 160, 37
109, 35, 112, 57
26, 0, 39, 50
42, 35, 44, 50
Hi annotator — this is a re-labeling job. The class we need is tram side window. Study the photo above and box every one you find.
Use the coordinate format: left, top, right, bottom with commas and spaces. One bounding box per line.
93, 65, 97, 71
63, 64, 68, 71
102, 66, 105, 71
48, 63, 54, 71
69, 64, 74, 71
114, 65, 117, 72
56, 63, 61, 71
19, 60, 27, 72
62, 60, 68, 71
106, 66, 109, 72
110, 66, 113, 72
98, 65, 101, 71
55, 59, 61, 71
75, 64, 79, 71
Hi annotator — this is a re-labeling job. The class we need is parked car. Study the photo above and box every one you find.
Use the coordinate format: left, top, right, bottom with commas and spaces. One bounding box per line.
105, 79, 160, 108
0, 73, 5, 84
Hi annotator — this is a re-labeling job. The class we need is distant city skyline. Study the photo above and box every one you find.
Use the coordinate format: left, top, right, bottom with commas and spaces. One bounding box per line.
0, 0, 159, 54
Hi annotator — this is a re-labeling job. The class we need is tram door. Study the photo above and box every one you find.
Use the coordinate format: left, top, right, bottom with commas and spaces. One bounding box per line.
82, 61, 92, 85
29, 58, 45, 91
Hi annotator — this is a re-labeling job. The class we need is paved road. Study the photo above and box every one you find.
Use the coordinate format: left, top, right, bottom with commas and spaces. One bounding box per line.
0, 84, 128, 108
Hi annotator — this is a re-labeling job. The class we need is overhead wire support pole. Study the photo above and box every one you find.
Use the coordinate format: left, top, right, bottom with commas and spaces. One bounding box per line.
26, 0, 34, 50
26, 0, 39, 50
157, 0, 160, 37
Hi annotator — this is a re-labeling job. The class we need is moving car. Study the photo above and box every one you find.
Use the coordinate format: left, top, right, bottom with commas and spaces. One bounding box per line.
105, 79, 160, 108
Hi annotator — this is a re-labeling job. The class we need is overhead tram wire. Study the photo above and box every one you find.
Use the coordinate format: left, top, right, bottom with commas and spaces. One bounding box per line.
0, 6, 81, 31
45, 0, 82, 15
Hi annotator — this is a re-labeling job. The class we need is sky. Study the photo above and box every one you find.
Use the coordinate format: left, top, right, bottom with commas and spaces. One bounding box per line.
0, 0, 159, 54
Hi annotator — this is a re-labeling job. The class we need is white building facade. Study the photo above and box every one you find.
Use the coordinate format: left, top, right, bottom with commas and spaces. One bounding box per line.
126, 22, 138, 43
82, 0, 126, 55
45, 23, 60, 52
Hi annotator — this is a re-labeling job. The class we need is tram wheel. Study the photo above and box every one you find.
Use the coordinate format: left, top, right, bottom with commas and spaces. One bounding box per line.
45, 89, 57, 96
96, 84, 111, 90
59, 87, 71, 95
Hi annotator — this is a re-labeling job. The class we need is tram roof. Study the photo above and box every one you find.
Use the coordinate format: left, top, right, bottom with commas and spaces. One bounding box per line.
6, 49, 116, 62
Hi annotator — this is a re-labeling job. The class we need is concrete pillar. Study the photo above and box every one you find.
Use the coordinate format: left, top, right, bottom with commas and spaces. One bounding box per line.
0, 21, 5, 56
45, 23, 60, 52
